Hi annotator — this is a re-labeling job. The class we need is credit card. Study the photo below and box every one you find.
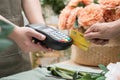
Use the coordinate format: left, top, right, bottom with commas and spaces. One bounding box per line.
70, 29, 90, 50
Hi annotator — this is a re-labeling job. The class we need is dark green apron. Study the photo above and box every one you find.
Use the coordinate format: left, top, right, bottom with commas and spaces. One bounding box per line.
0, 0, 31, 78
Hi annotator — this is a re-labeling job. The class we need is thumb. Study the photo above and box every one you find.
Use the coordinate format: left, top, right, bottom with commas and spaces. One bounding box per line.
85, 23, 99, 34
28, 29, 46, 40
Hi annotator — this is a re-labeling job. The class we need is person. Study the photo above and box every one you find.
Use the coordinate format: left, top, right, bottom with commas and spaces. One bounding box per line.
0, 0, 49, 78
84, 19, 120, 45
0, 16, 50, 53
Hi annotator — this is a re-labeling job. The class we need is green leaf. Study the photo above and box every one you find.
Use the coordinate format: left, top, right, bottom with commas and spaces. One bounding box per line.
98, 64, 108, 73
40, 0, 66, 14
78, 2, 86, 7
96, 76, 106, 80
0, 20, 14, 38
91, 73, 102, 79
78, 74, 95, 80
94, 0, 99, 4
0, 38, 13, 52
47, 66, 106, 80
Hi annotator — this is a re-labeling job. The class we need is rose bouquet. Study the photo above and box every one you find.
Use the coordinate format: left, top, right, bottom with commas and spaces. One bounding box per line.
58, 0, 120, 30
58, 0, 120, 66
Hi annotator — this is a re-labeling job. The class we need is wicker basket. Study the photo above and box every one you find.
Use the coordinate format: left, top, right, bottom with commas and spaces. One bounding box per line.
70, 36, 120, 66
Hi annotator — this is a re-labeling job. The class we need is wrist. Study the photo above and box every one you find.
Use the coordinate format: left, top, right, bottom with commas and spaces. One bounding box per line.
8, 26, 20, 40
110, 19, 120, 36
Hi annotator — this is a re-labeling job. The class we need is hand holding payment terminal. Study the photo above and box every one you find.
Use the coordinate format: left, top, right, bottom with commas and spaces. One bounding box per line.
26, 24, 73, 50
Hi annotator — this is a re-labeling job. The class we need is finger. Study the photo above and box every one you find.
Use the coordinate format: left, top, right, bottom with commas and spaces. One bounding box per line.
84, 32, 100, 40
84, 26, 95, 34
36, 42, 53, 51
30, 36, 53, 52
84, 22, 101, 34
84, 28, 92, 34
31, 43, 51, 52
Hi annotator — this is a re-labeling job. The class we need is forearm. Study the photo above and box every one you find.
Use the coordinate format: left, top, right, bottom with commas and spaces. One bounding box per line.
111, 19, 120, 35
0, 15, 20, 40
22, 0, 45, 24
113, 19, 120, 30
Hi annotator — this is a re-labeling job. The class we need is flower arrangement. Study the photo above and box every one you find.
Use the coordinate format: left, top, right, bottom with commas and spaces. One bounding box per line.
58, 0, 120, 30
58, 0, 120, 80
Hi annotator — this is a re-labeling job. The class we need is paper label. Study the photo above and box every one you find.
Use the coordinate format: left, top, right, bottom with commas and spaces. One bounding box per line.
70, 29, 90, 51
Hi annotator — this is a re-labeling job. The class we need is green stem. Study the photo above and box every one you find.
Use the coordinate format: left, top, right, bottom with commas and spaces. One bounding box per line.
56, 67, 75, 74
